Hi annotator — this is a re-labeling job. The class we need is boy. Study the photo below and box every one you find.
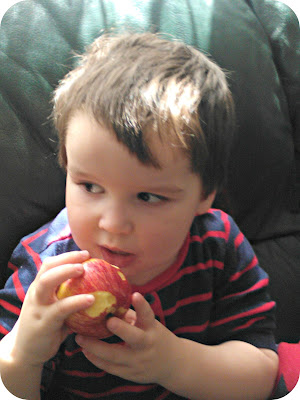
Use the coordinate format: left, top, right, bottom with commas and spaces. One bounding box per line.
0, 33, 278, 399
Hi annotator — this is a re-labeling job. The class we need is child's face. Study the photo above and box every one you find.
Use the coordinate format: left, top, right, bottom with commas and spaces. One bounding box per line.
65, 111, 214, 285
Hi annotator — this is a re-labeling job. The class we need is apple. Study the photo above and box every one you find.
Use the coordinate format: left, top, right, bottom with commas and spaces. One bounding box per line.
56, 258, 132, 338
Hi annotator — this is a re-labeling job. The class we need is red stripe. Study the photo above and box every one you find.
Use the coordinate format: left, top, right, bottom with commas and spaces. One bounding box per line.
220, 278, 269, 301
232, 316, 265, 331
0, 299, 21, 316
12, 271, 26, 302
234, 231, 244, 249
178, 259, 224, 279
174, 320, 209, 335
47, 225, 72, 247
194, 259, 224, 270
164, 292, 212, 316
62, 369, 106, 378
229, 255, 258, 282
191, 212, 231, 243
191, 230, 226, 243
210, 302, 275, 328
159, 260, 224, 290
8, 262, 18, 272
21, 228, 48, 271
177, 261, 224, 278
0, 324, 9, 335
65, 347, 82, 357
220, 211, 231, 241
66, 384, 156, 398
156, 390, 171, 400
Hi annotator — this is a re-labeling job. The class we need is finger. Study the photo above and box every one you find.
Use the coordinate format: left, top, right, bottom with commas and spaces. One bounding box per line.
132, 292, 155, 330
34, 263, 85, 304
106, 293, 155, 346
106, 315, 148, 349
123, 308, 137, 326
81, 353, 130, 379
76, 335, 130, 365
53, 293, 95, 323
38, 250, 90, 275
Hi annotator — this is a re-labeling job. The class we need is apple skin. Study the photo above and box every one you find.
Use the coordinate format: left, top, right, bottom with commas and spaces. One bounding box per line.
56, 258, 132, 338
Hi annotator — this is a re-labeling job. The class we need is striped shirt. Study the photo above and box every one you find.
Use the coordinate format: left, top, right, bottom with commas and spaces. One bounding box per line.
0, 208, 276, 399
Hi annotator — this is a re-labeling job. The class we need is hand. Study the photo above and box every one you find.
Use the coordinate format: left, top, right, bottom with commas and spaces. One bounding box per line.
75, 292, 180, 385
8, 251, 95, 368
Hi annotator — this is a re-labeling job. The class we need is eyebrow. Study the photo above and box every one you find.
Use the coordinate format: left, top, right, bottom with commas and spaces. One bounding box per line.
67, 166, 97, 181
144, 186, 184, 194
68, 166, 184, 194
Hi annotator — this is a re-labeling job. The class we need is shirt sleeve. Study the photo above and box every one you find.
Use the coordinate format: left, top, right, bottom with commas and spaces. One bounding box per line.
207, 211, 277, 351
0, 236, 41, 339
0, 209, 72, 339
0, 212, 75, 397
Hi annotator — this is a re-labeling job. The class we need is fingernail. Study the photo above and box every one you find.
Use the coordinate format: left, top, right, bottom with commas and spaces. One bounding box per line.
86, 294, 95, 303
80, 250, 89, 257
75, 264, 84, 272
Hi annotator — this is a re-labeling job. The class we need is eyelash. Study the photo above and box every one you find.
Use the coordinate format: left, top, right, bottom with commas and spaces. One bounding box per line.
80, 183, 168, 204
82, 182, 103, 194
137, 192, 168, 204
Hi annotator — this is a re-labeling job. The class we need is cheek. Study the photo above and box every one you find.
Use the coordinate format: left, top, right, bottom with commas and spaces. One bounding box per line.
143, 213, 191, 254
66, 200, 94, 248
69, 218, 94, 253
66, 183, 93, 225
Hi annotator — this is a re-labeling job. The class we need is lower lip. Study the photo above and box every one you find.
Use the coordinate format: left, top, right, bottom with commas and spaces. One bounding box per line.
99, 246, 136, 269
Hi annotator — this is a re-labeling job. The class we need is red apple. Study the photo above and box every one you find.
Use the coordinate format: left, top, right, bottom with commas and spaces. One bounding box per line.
56, 258, 132, 338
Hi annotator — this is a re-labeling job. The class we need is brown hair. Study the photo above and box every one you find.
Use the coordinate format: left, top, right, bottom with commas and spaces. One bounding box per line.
53, 32, 235, 196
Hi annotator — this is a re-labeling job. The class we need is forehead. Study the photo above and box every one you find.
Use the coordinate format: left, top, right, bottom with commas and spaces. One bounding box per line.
67, 110, 190, 169
143, 126, 188, 168
66, 111, 196, 186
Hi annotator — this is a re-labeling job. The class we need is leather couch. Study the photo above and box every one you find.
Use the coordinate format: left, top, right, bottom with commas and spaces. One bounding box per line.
0, 0, 299, 347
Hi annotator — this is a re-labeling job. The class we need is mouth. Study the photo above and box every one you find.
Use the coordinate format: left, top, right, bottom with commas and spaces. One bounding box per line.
102, 245, 133, 256
99, 245, 135, 268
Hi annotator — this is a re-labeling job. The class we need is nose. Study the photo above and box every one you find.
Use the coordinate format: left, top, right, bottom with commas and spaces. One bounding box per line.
98, 201, 134, 235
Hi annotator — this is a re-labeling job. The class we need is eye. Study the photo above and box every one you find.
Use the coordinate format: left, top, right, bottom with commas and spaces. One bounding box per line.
137, 192, 167, 204
82, 183, 103, 194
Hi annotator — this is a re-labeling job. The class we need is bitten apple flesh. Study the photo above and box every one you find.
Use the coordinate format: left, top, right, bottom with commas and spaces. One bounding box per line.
57, 258, 132, 338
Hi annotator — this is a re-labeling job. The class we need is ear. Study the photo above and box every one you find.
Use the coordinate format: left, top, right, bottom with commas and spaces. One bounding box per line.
196, 190, 216, 215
